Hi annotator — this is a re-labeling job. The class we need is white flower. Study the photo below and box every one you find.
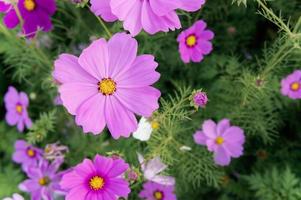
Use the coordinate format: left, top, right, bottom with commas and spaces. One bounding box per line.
2, 193, 24, 200
179, 145, 192, 151
137, 153, 175, 185
133, 117, 159, 141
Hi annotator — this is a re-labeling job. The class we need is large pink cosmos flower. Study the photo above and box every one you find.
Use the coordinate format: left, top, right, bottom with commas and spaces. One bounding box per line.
60, 154, 130, 200
177, 20, 214, 63
91, 0, 206, 36
193, 119, 245, 166
53, 33, 161, 139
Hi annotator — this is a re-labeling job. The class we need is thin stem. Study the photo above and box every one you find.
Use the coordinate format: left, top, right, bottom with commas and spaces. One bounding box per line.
87, 5, 112, 38
12, 4, 24, 27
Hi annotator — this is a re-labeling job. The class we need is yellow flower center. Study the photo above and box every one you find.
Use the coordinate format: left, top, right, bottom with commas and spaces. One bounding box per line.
27, 149, 36, 157
186, 35, 197, 47
16, 105, 23, 114
215, 136, 224, 145
89, 176, 105, 191
24, 0, 36, 11
98, 78, 116, 95
290, 82, 300, 91
151, 121, 160, 130
38, 176, 50, 186
153, 191, 164, 200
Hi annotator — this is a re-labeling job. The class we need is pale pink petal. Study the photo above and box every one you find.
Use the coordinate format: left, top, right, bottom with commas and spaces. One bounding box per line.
17, 119, 25, 132
224, 142, 244, 158
90, 0, 117, 22
117, 55, 160, 88
223, 127, 245, 144
202, 120, 217, 139
107, 33, 137, 78
122, 1, 143, 36
193, 131, 207, 145
115, 86, 160, 117
216, 119, 230, 136
78, 38, 109, 80
4, 86, 18, 105
151, 175, 175, 185
75, 94, 106, 134
5, 111, 19, 126
19, 92, 29, 106
53, 54, 98, 84
214, 146, 231, 166
149, 0, 179, 16
177, 0, 205, 12
105, 96, 137, 139
59, 82, 98, 115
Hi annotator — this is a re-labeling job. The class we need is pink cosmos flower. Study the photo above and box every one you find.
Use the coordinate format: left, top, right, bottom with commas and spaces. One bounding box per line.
4, 86, 32, 132
138, 153, 175, 185
193, 119, 245, 166
53, 33, 161, 139
0, 0, 56, 38
281, 70, 301, 99
90, 0, 206, 36
177, 20, 214, 63
19, 159, 66, 200
13, 140, 43, 171
139, 181, 177, 200
60, 154, 131, 200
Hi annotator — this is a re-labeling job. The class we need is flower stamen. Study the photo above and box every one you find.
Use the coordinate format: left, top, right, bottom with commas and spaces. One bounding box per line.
290, 82, 300, 91
186, 34, 197, 47
24, 0, 36, 11
98, 78, 116, 96
89, 176, 105, 191
215, 136, 224, 145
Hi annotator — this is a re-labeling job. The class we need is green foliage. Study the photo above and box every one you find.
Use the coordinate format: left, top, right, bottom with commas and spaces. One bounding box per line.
244, 167, 301, 200
0, 0, 300, 199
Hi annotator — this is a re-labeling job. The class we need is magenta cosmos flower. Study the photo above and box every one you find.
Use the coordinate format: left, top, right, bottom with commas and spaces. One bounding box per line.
13, 140, 43, 171
4, 86, 32, 132
139, 181, 177, 200
53, 33, 161, 139
0, 0, 56, 37
91, 0, 206, 36
177, 20, 214, 63
60, 154, 130, 200
281, 70, 301, 99
19, 159, 66, 200
193, 119, 245, 166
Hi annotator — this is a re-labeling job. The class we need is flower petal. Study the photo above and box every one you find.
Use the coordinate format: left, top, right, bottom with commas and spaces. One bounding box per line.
214, 146, 231, 166
193, 131, 207, 145
105, 96, 138, 139
78, 38, 109, 80
75, 94, 106, 134
115, 86, 160, 117
202, 120, 217, 139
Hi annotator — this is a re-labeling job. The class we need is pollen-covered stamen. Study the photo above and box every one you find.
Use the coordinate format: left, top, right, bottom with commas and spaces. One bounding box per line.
27, 148, 36, 157
151, 121, 159, 130
16, 104, 23, 114
215, 136, 224, 145
98, 78, 116, 96
38, 176, 50, 186
290, 82, 300, 91
186, 34, 197, 47
153, 191, 164, 200
89, 176, 105, 191
24, 0, 36, 11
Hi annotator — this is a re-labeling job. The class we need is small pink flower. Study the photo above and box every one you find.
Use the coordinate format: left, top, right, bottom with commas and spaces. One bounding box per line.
4, 86, 32, 132
193, 119, 245, 166
177, 20, 214, 63
13, 140, 43, 171
53, 33, 161, 139
90, 0, 206, 36
60, 154, 130, 200
139, 181, 177, 200
281, 70, 301, 99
